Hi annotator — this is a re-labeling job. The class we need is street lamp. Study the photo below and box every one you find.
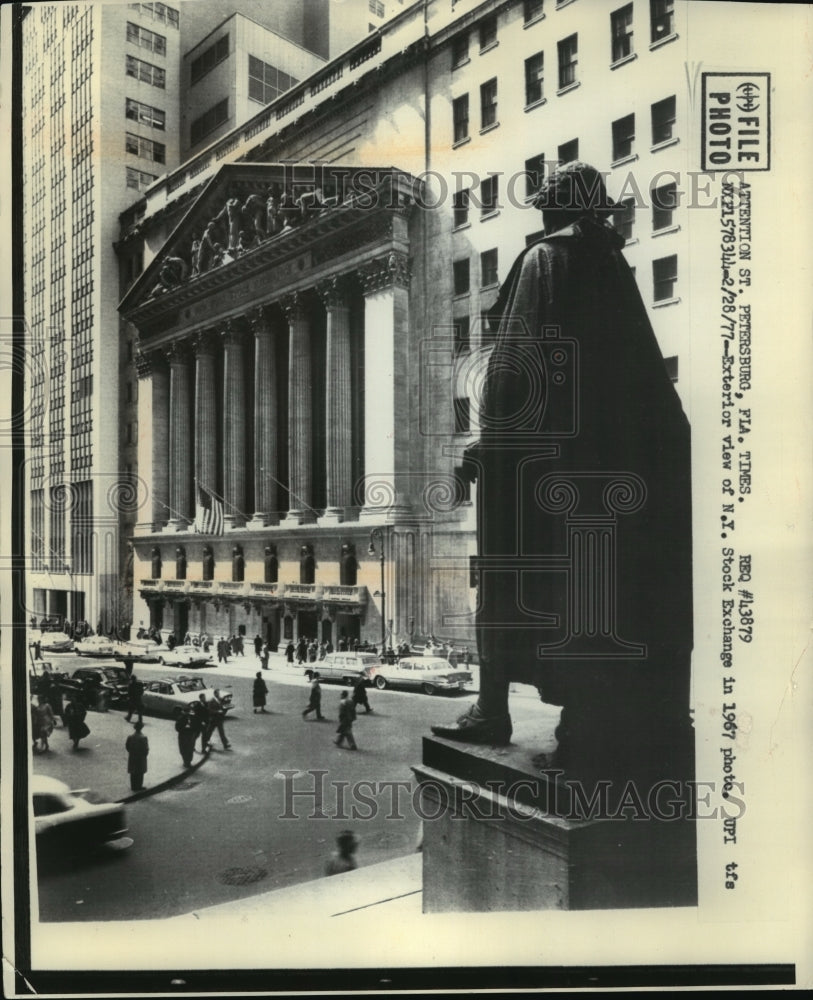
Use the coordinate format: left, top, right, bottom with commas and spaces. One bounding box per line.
368, 528, 386, 654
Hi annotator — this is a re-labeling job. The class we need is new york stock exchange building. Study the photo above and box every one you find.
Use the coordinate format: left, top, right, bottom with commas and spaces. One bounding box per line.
120, 160, 479, 652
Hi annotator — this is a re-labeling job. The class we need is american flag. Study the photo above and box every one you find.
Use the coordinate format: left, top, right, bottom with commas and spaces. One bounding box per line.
194, 483, 224, 536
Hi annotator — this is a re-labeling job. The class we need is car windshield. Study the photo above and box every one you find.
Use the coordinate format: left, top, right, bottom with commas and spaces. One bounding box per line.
177, 678, 205, 693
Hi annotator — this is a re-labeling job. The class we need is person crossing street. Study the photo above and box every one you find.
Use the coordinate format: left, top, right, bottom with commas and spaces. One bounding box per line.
302, 672, 324, 720
334, 691, 357, 750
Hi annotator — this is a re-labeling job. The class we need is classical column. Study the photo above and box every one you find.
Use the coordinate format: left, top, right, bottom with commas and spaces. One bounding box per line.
135, 350, 169, 532
221, 321, 247, 527
250, 306, 278, 525
282, 292, 315, 524
193, 332, 218, 498
317, 276, 353, 521
167, 343, 192, 529
359, 251, 412, 518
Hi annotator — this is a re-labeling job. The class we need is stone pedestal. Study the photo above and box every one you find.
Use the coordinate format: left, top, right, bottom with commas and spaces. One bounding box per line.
414, 722, 697, 912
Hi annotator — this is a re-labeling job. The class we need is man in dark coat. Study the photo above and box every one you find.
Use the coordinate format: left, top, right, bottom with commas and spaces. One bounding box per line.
175, 704, 199, 767
125, 721, 149, 791
252, 671, 269, 713
432, 162, 693, 788
63, 695, 90, 749
302, 672, 324, 720
352, 672, 372, 714
334, 691, 357, 750
125, 674, 144, 724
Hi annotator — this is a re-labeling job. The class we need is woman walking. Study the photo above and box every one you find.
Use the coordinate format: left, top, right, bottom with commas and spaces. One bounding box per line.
63, 695, 90, 750
252, 671, 269, 714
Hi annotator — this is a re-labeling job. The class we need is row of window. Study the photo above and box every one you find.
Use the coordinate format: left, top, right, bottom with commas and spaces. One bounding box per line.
126, 54, 166, 89
190, 98, 229, 148
126, 96, 166, 130
190, 33, 228, 86
453, 249, 499, 296
128, 2, 179, 29
126, 20, 166, 57
150, 547, 359, 586
126, 166, 158, 192
248, 56, 299, 106
126, 130, 166, 164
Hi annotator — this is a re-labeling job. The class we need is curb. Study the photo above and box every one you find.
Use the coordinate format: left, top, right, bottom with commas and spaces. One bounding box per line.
117, 746, 211, 805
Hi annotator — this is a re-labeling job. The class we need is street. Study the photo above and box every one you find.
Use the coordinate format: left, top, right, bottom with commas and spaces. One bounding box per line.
34, 652, 553, 923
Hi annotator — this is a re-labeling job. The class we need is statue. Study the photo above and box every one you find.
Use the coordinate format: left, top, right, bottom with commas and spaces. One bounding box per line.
237, 229, 258, 255
266, 190, 283, 238
432, 162, 693, 789
214, 196, 243, 252
243, 192, 266, 239
149, 254, 187, 297
197, 222, 218, 273
278, 190, 300, 230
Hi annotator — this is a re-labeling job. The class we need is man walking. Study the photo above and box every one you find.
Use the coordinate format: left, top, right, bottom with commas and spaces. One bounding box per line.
125, 673, 144, 724
204, 692, 231, 750
125, 721, 149, 791
352, 672, 372, 714
334, 690, 357, 750
302, 671, 324, 720
194, 693, 210, 753
260, 642, 270, 671
253, 671, 269, 713
175, 704, 199, 768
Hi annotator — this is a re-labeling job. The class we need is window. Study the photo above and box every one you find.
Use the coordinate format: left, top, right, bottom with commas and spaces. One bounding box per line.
525, 52, 544, 105
558, 138, 579, 163
479, 15, 497, 51
650, 0, 674, 42
453, 188, 470, 228
125, 54, 165, 88
481, 248, 498, 287
557, 34, 578, 89
126, 166, 157, 191
453, 258, 470, 296
480, 78, 498, 129
129, 3, 179, 28
612, 113, 635, 160
454, 397, 471, 434
190, 34, 229, 85
525, 153, 546, 199
248, 55, 299, 104
524, 0, 545, 23
454, 315, 470, 357
125, 131, 165, 163
369, 0, 385, 15
190, 98, 229, 146
652, 181, 678, 230
611, 5, 633, 62
453, 94, 469, 143
664, 355, 678, 382
126, 21, 166, 56
651, 95, 676, 145
126, 97, 165, 130
481, 175, 499, 217
452, 32, 469, 68
613, 197, 635, 241
653, 254, 677, 301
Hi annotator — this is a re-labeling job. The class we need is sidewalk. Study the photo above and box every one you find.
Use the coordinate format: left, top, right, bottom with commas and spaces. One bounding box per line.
31, 705, 205, 804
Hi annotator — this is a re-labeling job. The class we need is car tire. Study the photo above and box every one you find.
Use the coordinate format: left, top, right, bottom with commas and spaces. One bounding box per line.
374, 675, 388, 690
422, 683, 436, 696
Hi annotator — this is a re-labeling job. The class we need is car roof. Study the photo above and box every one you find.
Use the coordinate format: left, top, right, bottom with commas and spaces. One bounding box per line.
31, 774, 71, 795
401, 657, 451, 668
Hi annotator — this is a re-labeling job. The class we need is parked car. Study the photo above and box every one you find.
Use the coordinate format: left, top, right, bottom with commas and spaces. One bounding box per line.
140, 675, 233, 719
305, 652, 380, 684
60, 665, 130, 709
74, 635, 118, 658
33, 774, 131, 863
155, 644, 212, 668
113, 639, 163, 664
39, 635, 75, 654
366, 656, 472, 694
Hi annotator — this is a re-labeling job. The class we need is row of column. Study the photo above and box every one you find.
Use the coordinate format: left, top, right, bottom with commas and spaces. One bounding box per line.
142, 260, 398, 530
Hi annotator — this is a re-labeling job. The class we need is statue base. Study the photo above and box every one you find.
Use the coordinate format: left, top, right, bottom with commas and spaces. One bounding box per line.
414, 724, 697, 912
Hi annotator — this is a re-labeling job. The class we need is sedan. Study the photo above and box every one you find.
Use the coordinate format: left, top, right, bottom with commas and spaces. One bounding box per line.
366, 656, 473, 695
113, 639, 163, 664
74, 635, 118, 658
33, 774, 131, 864
155, 644, 212, 668
140, 676, 234, 719
60, 665, 131, 708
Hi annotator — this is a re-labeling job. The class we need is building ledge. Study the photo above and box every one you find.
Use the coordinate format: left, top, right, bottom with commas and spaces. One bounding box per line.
652, 295, 681, 309
649, 32, 679, 52
610, 52, 637, 70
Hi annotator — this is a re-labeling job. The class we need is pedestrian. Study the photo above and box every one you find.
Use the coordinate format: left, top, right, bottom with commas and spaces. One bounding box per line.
285, 640, 295, 663
125, 673, 144, 724
31, 696, 55, 753
236, 634, 245, 656
33, 639, 42, 660
334, 691, 357, 749
217, 637, 226, 664
325, 830, 358, 875
48, 675, 64, 726
125, 721, 149, 791
122, 655, 135, 678
338, 636, 347, 652
302, 671, 324, 720
253, 671, 269, 713
175, 704, 199, 767
352, 672, 372, 714
296, 637, 307, 664
260, 642, 270, 670
194, 693, 210, 753
308, 640, 318, 663
253, 633, 263, 657
204, 692, 231, 750
63, 695, 90, 750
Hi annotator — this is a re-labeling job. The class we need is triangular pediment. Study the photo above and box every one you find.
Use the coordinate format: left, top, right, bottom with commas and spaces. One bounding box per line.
119, 161, 420, 322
